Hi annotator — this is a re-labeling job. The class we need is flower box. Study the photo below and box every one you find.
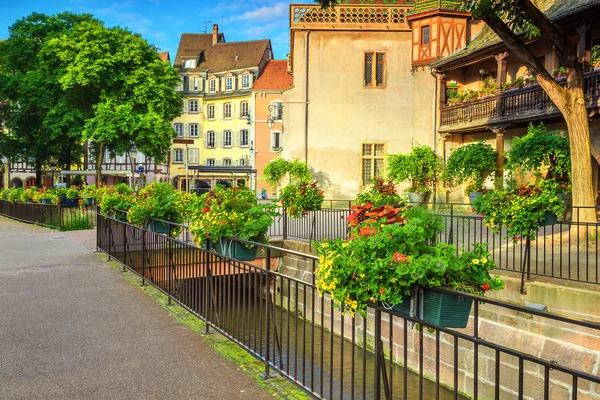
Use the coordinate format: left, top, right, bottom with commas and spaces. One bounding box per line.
145, 220, 170, 235
85, 197, 95, 206
407, 192, 429, 205
41, 199, 53, 205
468, 191, 484, 206
420, 290, 473, 328
61, 196, 79, 207
541, 211, 558, 227
215, 239, 257, 261
389, 294, 414, 317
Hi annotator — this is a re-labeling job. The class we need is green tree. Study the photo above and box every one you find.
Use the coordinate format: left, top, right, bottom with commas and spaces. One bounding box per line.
43, 19, 183, 185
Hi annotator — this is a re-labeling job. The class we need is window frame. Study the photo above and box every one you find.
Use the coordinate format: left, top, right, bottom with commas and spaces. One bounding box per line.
240, 101, 249, 118
207, 131, 216, 148
189, 123, 199, 138
224, 103, 232, 119
225, 76, 233, 91
174, 123, 184, 137
189, 99, 199, 113
209, 79, 216, 93
173, 148, 184, 164
361, 142, 386, 186
207, 104, 215, 120
206, 158, 215, 166
242, 74, 250, 89
223, 158, 232, 167
364, 52, 386, 88
223, 130, 232, 148
421, 25, 431, 46
188, 148, 199, 164
240, 129, 249, 147
271, 131, 282, 151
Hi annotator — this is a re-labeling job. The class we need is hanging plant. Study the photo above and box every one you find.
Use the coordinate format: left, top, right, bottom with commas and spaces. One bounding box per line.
442, 141, 497, 194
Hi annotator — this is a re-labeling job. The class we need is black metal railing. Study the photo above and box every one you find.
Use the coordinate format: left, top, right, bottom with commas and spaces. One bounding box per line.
97, 213, 600, 400
0, 199, 97, 231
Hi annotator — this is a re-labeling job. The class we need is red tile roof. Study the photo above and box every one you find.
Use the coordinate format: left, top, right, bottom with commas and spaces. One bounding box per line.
252, 60, 292, 91
159, 51, 170, 62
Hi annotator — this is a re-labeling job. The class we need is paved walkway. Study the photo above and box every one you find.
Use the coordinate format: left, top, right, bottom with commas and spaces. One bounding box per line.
0, 217, 272, 400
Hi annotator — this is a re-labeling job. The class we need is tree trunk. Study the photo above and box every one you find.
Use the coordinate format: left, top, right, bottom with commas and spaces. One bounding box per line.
564, 89, 596, 223
65, 150, 72, 188
96, 143, 104, 187
35, 159, 42, 188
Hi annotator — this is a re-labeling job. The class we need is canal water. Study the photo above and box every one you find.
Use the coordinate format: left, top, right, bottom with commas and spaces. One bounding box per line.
170, 273, 463, 400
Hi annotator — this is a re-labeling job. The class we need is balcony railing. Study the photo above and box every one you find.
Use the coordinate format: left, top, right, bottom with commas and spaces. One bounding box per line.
290, 4, 411, 31
439, 70, 600, 131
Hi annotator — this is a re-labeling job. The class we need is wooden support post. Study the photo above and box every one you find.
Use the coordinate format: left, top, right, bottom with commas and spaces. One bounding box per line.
491, 126, 507, 190
494, 51, 509, 89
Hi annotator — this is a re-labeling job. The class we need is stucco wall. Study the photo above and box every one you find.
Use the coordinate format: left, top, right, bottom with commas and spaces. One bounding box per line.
283, 30, 436, 200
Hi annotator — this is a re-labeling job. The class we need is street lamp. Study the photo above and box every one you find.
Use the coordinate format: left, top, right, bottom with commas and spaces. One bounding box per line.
49, 162, 56, 188
129, 147, 138, 189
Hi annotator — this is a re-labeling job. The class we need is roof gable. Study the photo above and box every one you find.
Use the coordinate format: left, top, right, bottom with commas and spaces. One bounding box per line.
253, 60, 293, 91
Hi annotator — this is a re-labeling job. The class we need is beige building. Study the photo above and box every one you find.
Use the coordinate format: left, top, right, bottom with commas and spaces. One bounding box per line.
283, 0, 471, 199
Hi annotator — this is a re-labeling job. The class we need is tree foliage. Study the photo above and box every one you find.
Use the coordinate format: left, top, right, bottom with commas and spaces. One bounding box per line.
442, 141, 497, 193
387, 144, 440, 193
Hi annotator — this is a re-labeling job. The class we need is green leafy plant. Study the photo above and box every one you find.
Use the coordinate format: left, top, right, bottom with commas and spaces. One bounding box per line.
481, 76, 497, 95
97, 183, 134, 217
387, 144, 440, 194
474, 180, 566, 242
80, 184, 97, 200
189, 186, 279, 247
65, 188, 79, 199
127, 182, 187, 227
502, 76, 525, 90
280, 181, 324, 218
315, 207, 502, 317
263, 158, 311, 186
442, 141, 497, 194
39, 189, 60, 204
552, 67, 567, 78
355, 177, 406, 208
505, 123, 571, 182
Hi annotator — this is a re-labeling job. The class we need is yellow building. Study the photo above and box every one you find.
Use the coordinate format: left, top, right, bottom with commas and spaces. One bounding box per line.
170, 25, 273, 192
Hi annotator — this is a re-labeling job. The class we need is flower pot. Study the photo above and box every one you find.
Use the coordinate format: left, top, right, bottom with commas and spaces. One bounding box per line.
407, 192, 429, 205
389, 294, 414, 317
468, 192, 484, 207
541, 211, 558, 227
40, 199, 52, 205
215, 239, 258, 261
419, 290, 473, 328
557, 194, 569, 221
61, 196, 79, 207
85, 197, 95, 206
146, 220, 170, 235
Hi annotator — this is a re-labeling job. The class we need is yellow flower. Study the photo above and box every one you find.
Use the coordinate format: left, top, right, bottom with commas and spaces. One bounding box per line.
549, 198, 554, 203
472, 259, 480, 265
480, 257, 487, 264
321, 242, 329, 248
342, 242, 349, 248
351, 300, 358, 310
359, 273, 365, 278
492, 212, 497, 216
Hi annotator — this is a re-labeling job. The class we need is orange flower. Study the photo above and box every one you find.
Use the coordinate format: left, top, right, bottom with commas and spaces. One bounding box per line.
393, 252, 407, 263
359, 226, 377, 237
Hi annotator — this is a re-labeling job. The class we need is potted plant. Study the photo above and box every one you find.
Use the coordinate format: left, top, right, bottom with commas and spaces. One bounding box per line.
263, 158, 324, 218
97, 184, 134, 220
127, 182, 186, 235
60, 188, 80, 207
39, 189, 59, 205
593, 45, 600, 70
80, 184, 98, 206
474, 180, 566, 242
355, 177, 406, 208
480, 76, 497, 97
442, 141, 497, 205
552, 67, 567, 79
315, 206, 503, 326
190, 186, 279, 261
388, 144, 440, 205
524, 74, 537, 86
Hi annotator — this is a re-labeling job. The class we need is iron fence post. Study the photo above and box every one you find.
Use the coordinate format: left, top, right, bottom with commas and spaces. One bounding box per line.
283, 206, 288, 240
374, 307, 382, 399
108, 217, 112, 261
59, 204, 64, 231
262, 247, 274, 379
167, 227, 173, 306
122, 219, 127, 272
449, 203, 454, 246
141, 228, 146, 287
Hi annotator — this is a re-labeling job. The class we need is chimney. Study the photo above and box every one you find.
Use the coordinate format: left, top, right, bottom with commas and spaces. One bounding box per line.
212, 24, 218, 45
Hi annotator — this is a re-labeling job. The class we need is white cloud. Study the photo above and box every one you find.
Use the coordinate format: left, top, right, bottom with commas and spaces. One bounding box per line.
229, 2, 287, 23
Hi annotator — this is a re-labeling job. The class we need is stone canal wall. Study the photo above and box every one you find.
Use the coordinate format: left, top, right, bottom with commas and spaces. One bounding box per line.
276, 240, 600, 400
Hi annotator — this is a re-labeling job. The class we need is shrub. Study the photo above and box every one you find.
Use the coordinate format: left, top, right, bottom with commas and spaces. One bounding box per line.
387, 144, 440, 194
442, 141, 497, 193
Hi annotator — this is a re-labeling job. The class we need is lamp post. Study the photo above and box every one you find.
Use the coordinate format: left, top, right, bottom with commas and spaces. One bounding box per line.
0, 156, 8, 189
49, 162, 56, 188
129, 147, 138, 189
249, 141, 255, 191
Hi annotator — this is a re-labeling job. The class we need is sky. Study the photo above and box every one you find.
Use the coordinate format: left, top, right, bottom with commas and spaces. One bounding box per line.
0, 0, 313, 60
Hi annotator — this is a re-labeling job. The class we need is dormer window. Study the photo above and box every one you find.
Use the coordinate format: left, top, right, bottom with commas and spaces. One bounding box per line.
242, 74, 250, 89
421, 26, 430, 45
209, 79, 216, 93
225, 77, 233, 91
183, 59, 196, 69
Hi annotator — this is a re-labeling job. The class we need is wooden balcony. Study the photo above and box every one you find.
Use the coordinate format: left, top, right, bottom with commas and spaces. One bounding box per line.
439, 70, 600, 133
290, 4, 411, 31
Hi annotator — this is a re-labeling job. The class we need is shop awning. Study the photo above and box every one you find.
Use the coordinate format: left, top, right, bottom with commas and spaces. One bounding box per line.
58, 170, 132, 176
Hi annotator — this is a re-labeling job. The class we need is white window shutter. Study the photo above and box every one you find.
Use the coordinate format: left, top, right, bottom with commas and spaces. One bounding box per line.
198, 124, 202, 137
234, 131, 239, 147
203, 136, 207, 148
218, 132, 223, 148
184, 124, 189, 137
270, 132, 274, 151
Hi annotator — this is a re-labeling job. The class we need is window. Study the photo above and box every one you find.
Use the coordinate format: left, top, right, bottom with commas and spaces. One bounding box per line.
271, 101, 283, 121
189, 100, 198, 113
239, 158, 246, 167
271, 131, 282, 151
365, 52, 385, 87
193, 77, 199, 91
206, 131, 216, 148
174, 123, 184, 137
174, 149, 184, 163
242, 74, 250, 89
421, 26, 430, 45
206, 159, 215, 166
223, 130, 232, 147
240, 129, 249, 147
361, 143, 385, 186
183, 59, 196, 69
207, 104, 215, 120
189, 123, 199, 137
225, 76, 233, 91
241, 101, 249, 118
188, 148, 199, 164
209, 79, 216, 93
223, 158, 232, 167
224, 103, 232, 119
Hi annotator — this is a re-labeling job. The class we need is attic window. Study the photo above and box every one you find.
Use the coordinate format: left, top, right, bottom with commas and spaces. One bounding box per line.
234, 55, 239, 61
183, 59, 196, 69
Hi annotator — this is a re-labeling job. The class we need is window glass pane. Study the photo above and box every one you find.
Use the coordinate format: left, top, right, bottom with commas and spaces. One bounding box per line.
374, 158, 384, 178
422, 26, 430, 45
376, 53, 384, 85
374, 144, 384, 156
365, 53, 373, 86
362, 159, 372, 185
362, 144, 372, 156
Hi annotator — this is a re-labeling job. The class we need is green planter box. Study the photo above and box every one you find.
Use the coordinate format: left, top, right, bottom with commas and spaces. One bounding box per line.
85, 197, 95, 206
541, 211, 558, 227
420, 290, 473, 328
146, 220, 170, 235
215, 239, 258, 261
390, 294, 413, 317
40, 199, 52, 205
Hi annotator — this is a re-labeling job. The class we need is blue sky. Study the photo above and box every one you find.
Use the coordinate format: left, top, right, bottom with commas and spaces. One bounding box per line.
0, 0, 313, 60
